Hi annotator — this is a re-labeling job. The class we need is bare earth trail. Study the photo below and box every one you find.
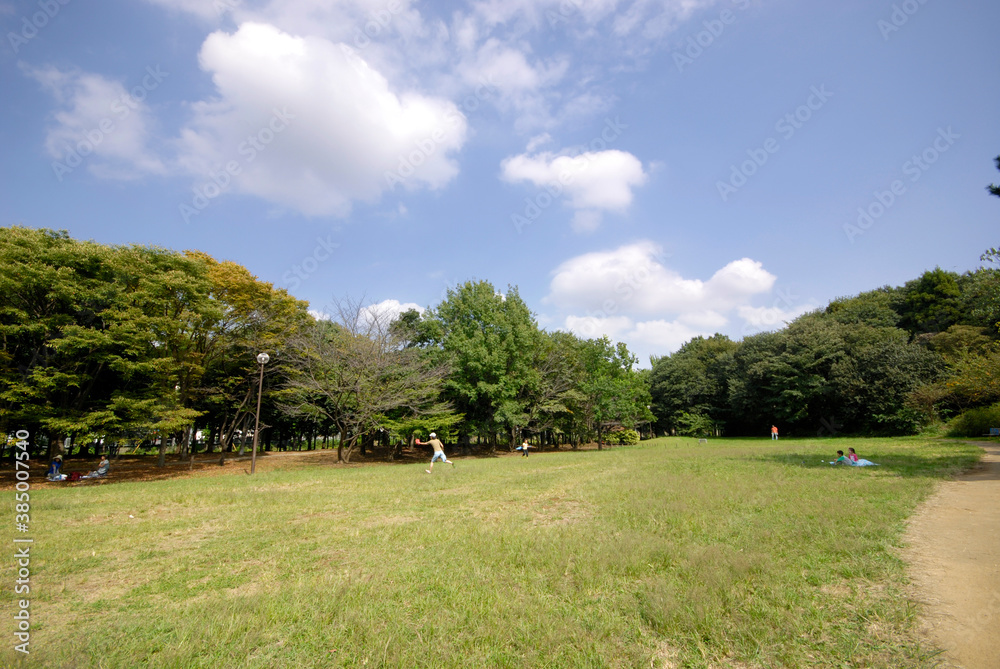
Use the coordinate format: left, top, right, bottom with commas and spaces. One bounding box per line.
904, 441, 1000, 669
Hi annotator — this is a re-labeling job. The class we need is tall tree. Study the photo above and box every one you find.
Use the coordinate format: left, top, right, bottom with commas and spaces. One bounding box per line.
576, 337, 652, 449
190, 253, 311, 461
282, 299, 452, 462
650, 334, 737, 435
426, 281, 541, 450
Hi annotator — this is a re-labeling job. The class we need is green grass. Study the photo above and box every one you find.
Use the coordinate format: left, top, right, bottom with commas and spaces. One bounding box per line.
1, 437, 982, 668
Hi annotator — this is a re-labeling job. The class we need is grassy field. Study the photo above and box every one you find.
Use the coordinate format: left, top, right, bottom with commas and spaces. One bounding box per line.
1, 437, 983, 668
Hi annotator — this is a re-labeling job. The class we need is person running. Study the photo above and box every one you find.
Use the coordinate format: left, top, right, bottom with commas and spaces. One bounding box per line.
415, 432, 454, 473
771, 425, 779, 440
515, 439, 531, 457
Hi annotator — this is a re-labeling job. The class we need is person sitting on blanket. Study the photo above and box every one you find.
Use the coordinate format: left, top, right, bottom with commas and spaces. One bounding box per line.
81, 455, 110, 479
46, 455, 63, 480
832, 450, 852, 465
848, 447, 878, 466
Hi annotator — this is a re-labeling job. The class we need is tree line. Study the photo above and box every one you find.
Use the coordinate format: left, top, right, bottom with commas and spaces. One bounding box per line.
651, 256, 1000, 437
0, 227, 651, 462
3, 225, 997, 462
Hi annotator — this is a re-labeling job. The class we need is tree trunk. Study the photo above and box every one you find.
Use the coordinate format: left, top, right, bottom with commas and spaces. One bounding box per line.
157, 437, 169, 467
237, 418, 249, 457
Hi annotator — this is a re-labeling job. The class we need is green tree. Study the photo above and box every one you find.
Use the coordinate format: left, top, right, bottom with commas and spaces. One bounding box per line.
282, 299, 452, 462
425, 281, 541, 451
576, 337, 652, 449
0, 228, 207, 456
824, 288, 901, 328
896, 268, 964, 335
650, 334, 737, 435
191, 253, 311, 462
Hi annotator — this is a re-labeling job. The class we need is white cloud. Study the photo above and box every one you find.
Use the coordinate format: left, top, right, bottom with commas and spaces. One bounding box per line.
27, 66, 166, 180
525, 132, 552, 152
501, 147, 646, 231
546, 241, 781, 360
546, 241, 774, 314
737, 302, 818, 335
565, 313, 634, 340
175, 22, 467, 216
361, 299, 425, 325
630, 319, 706, 353
571, 210, 603, 233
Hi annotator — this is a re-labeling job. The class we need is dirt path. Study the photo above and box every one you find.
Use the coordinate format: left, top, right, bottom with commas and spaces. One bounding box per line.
904, 441, 1000, 669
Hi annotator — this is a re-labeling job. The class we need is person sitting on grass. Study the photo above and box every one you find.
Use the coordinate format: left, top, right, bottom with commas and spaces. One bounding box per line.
46, 454, 64, 481
415, 433, 454, 474
832, 450, 852, 465
81, 454, 110, 479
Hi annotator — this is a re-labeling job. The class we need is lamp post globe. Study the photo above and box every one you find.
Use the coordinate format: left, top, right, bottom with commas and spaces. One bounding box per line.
251, 352, 270, 474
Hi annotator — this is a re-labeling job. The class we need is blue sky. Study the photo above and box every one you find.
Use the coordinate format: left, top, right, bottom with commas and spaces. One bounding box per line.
2, 0, 998, 365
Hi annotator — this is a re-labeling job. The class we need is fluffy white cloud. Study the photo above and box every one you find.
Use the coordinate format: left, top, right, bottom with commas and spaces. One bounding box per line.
546, 241, 782, 361
28, 66, 166, 180
546, 241, 775, 314
175, 22, 467, 216
501, 147, 646, 231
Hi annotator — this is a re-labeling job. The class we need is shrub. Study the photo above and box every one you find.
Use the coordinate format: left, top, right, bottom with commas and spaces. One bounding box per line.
617, 429, 640, 445
946, 402, 1000, 437
603, 429, 640, 445
676, 411, 713, 438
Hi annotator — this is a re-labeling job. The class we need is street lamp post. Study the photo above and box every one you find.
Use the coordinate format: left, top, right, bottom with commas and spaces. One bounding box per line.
250, 352, 270, 475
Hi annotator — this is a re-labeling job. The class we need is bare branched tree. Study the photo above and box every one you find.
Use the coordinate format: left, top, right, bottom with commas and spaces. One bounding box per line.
281, 297, 451, 462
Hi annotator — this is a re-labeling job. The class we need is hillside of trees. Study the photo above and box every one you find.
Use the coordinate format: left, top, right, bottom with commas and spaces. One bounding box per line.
2, 225, 998, 462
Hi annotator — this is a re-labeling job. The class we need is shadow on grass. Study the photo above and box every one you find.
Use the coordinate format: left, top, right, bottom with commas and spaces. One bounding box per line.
755, 450, 988, 480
